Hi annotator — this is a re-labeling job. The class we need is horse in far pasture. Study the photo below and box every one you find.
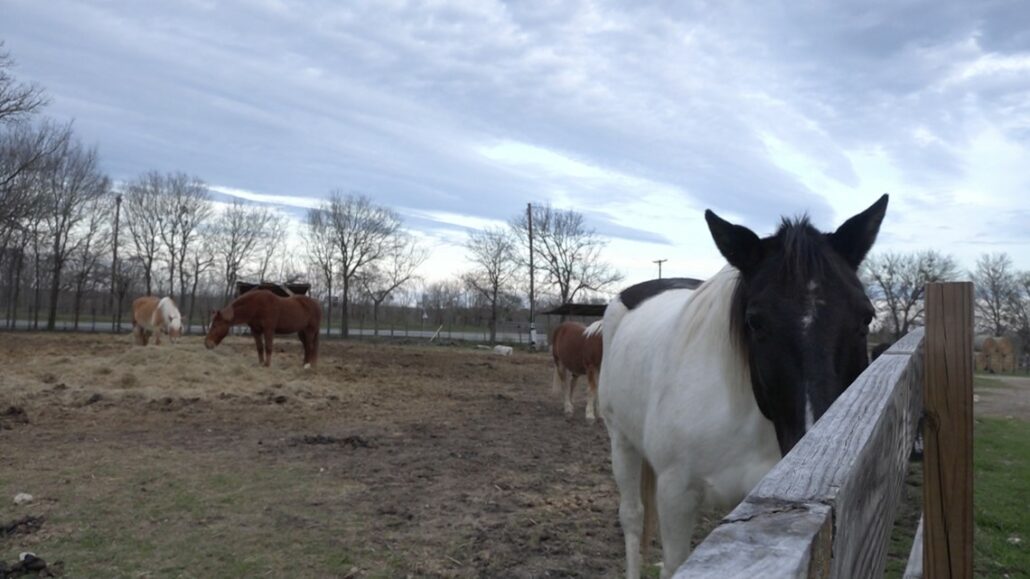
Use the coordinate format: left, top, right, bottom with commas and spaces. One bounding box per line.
204, 289, 321, 368
550, 320, 604, 422
600, 195, 888, 578
131, 296, 183, 346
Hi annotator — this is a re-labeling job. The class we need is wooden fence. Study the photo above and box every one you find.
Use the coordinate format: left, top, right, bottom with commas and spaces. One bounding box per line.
675, 282, 973, 578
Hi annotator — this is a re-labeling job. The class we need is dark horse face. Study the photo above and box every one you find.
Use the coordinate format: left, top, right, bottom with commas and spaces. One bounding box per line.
204, 306, 233, 350
705, 195, 888, 456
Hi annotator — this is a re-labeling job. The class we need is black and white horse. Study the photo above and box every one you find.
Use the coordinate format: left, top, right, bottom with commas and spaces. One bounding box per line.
599, 195, 888, 578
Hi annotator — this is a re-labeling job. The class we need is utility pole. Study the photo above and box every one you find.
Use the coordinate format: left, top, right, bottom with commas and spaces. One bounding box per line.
109, 193, 122, 332
653, 258, 667, 279
527, 203, 536, 351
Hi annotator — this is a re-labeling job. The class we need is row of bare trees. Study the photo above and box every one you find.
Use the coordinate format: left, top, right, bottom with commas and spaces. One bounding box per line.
862, 250, 1030, 354
460, 205, 621, 342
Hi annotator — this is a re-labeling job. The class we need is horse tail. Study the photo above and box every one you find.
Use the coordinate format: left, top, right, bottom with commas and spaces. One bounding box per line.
583, 319, 603, 338
640, 459, 659, 558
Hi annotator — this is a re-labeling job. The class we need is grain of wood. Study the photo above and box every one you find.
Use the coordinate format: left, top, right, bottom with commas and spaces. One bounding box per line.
923, 282, 973, 579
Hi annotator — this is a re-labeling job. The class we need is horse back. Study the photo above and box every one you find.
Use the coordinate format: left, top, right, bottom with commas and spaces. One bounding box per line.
132, 296, 160, 328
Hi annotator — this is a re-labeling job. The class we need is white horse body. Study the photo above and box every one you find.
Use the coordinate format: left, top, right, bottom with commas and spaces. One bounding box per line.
599, 266, 780, 578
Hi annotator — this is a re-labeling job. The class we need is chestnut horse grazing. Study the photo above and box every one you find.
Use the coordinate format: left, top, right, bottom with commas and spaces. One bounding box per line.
131, 296, 183, 345
550, 320, 604, 422
204, 290, 322, 368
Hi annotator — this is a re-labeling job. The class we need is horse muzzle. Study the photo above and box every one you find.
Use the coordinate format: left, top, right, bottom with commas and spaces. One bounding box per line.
204, 339, 215, 350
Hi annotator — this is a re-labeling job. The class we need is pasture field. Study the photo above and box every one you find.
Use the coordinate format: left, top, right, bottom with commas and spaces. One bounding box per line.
884, 375, 1030, 579
0, 332, 690, 577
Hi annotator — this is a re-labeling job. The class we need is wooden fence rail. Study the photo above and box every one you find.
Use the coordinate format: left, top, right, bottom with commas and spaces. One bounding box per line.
675, 281, 973, 578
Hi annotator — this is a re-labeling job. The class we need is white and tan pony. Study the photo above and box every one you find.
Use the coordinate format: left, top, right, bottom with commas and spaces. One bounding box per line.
131, 296, 183, 345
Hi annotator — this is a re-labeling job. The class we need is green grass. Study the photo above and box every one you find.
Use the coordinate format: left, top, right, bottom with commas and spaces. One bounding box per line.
973, 417, 1030, 577
885, 417, 1029, 578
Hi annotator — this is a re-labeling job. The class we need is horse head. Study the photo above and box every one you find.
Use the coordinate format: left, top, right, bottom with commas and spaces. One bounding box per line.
705, 194, 887, 455
204, 306, 234, 349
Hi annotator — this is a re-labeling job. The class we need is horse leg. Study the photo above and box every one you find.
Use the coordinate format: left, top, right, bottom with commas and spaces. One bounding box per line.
551, 363, 566, 395
298, 331, 311, 369
585, 368, 599, 423
610, 430, 646, 579
309, 330, 319, 368
253, 331, 265, 365
565, 374, 578, 418
263, 330, 274, 367
656, 469, 701, 578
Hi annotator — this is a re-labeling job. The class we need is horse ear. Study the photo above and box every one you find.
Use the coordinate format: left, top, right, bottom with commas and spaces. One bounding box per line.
705, 210, 763, 274
828, 194, 889, 269
219, 305, 234, 321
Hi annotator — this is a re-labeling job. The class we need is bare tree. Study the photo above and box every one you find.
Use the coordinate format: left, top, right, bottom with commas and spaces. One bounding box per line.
1009, 271, 1030, 356
39, 136, 110, 330
0, 121, 72, 250
185, 231, 217, 331
0, 42, 48, 125
213, 198, 276, 301
359, 232, 428, 336
255, 210, 287, 282
325, 192, 402, 337
862, 250, 959, 340
422, 280, 466, 326
155, 173, 210, 306
68, 193, 112, 329
462, 227, 519, 342
972, 252, 1018, 336
123, 172, 164, 295
511, 205, 622, 306
304, 207, 336, 334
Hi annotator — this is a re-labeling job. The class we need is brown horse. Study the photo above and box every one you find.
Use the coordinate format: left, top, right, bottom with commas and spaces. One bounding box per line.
550, 320, 604, 422
204, 289, 322, 368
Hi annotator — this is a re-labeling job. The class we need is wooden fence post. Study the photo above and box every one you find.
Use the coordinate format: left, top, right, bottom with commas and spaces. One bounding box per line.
923, 282, 973, 579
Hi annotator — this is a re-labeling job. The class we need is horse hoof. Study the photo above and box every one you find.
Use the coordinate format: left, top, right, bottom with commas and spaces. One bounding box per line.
303, 363, 311, 370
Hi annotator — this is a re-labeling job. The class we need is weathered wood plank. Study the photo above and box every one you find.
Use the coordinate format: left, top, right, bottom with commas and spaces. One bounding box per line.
924, 283, 973, 579
904, 515, 924, 579
673, 501, 831, 579
676, 330, 924, 578
884, 327, 925, 356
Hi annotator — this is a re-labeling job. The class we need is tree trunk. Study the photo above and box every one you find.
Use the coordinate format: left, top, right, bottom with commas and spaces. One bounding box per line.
342, 276, 350, 338
46, 263, 62, 331
189, 270, 201, 335
373, 300, 380, 337
9, 253, 24, 328
325, 276, 333, 336
73, 284, 84, 330
490, 288, 498, 343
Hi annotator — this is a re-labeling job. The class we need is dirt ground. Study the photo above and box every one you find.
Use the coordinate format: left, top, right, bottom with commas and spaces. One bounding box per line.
0, 332, 655, 578
975, 374, 1030, 420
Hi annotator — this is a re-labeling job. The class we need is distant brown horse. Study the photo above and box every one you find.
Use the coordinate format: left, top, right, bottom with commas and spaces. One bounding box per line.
131, 296, 183, 345
550, 320, 604, 422
204, 290, 322, 368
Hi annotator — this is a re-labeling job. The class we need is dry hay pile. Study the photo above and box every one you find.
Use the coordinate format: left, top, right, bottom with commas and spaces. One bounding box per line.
0, 334, 344, 409
974, 335, 1016, 373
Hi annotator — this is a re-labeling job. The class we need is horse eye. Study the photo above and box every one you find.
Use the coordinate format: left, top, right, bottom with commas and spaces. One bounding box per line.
746, 312, 765, 333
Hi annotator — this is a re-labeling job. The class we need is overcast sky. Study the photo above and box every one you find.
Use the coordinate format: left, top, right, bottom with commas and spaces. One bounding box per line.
3, 0, 1029, 287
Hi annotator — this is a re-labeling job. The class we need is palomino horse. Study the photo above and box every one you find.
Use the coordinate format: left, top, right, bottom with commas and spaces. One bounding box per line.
600, 195, 887, 578
204, 289, 321, 368
550, 321, 604, 422
131, 296, 183, 345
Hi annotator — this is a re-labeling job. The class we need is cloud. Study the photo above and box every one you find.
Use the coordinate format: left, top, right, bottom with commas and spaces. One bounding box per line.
3, 0, 1030, 287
